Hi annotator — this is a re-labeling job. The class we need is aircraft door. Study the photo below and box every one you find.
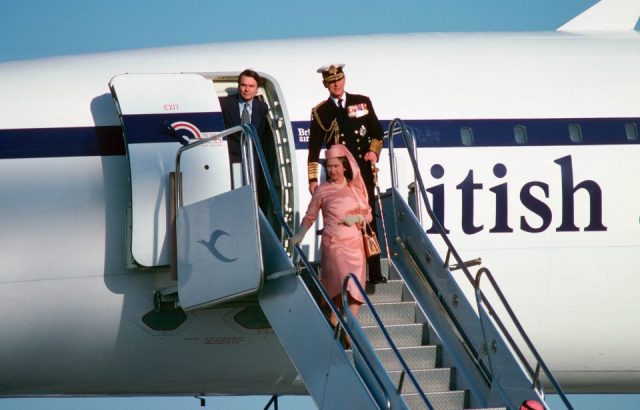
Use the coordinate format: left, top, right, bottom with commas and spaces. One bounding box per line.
109, 73, 228, 268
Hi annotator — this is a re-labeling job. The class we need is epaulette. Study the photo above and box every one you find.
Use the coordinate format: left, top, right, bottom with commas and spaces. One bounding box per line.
312, 100, 325, 111
311, 101, 340, 144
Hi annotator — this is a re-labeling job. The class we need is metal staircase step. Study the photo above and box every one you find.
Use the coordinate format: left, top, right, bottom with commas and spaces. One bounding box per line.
363, 323, 427, 348
468, 408, 508, 410
359, 301, 417, 326
366, 279, 404, 303
345, 345, 438, 372
389, 368, 452, 394
373, 345, 438, 371
402, 390, 466, 410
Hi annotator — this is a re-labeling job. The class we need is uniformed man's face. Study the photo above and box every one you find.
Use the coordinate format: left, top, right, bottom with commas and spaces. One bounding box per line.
325, 77, 345, 99
238, 75, 258, 102
326, 157, 346, 183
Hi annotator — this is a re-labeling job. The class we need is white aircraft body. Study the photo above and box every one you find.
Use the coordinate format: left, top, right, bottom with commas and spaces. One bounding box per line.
1, 1, 640, 402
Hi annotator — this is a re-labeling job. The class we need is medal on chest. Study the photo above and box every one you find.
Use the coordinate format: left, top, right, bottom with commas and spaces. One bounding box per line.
355, 125, 368, 137
347, 103, 369, 118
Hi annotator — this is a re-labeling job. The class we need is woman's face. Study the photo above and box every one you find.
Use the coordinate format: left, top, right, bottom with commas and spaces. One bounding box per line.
326, 157, 346, 183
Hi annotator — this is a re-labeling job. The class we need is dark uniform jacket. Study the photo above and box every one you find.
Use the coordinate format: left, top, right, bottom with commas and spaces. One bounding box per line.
308, 92, 383, 184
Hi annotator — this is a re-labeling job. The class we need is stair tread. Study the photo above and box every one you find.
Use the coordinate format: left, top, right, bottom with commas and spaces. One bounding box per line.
388, 367, 451, 374
374, 345, 435, 352
362, 322, 424, 329
402, 390, 467, 410
366, 301, 415, 306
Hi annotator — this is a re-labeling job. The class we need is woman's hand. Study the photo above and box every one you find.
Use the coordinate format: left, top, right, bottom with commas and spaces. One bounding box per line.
290, 231, 306, 246
289, 227, 309, 252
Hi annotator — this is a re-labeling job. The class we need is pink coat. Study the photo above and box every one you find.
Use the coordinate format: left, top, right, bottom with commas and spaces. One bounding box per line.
301, 181, 372, 302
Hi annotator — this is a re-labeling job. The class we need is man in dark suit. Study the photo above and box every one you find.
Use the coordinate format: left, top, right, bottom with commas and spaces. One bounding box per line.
308, 63, 387, 284
219, 69, 273, 211
219, 69, 271, 164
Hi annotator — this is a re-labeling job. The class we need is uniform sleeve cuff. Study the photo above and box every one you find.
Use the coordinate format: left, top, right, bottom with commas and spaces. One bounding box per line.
369, 139, 383, 157
308, 162, 319, 181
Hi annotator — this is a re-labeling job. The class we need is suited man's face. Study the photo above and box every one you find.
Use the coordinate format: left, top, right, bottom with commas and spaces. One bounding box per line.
238, 75, 258, 102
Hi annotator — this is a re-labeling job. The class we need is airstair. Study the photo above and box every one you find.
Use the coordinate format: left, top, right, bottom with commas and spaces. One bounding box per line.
169, 121, 574, 409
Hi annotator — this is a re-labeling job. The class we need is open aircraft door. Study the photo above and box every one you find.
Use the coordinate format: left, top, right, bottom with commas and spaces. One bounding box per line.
110, 73, 262, 310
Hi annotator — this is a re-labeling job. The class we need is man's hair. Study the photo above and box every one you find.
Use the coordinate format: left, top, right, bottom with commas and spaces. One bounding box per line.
237, 69, 261, 86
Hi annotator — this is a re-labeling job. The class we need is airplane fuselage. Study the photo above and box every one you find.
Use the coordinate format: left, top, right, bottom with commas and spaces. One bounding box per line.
1, 31, 639, 395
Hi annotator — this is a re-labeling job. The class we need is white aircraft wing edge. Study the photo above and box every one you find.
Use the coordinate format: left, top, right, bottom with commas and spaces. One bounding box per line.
558, 0, 640, 31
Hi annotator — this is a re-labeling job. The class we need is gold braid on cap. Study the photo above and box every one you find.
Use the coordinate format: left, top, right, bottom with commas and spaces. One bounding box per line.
312, 103, 341, 145
369, 139, 383, 157
322, 65, 344, 82
308, 162, 319, 182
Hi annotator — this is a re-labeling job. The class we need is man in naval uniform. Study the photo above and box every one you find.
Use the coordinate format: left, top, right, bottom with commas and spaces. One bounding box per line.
308, 63, 386, 284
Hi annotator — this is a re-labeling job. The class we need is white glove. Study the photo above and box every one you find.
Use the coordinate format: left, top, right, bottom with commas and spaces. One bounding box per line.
290, 227, 308, 248
341, 215, 365, 227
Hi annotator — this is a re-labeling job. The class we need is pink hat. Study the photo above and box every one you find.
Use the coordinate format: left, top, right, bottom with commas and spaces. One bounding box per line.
325, 144, 368, 209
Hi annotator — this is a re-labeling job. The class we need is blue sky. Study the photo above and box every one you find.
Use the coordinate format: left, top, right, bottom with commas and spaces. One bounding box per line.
0, 0, 612, 63
1, 0, 639, 409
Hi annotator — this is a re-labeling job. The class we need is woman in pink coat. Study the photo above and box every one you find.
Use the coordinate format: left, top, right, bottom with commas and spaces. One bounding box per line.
291, 144, 372, 328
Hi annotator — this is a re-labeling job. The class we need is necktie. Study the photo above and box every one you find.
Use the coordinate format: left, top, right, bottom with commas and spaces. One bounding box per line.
241, 102, 250, 125
337, 98, 347, 124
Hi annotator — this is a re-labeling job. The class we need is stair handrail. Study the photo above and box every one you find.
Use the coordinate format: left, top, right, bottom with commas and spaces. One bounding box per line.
292, 249, 394, 409
175, 124, 287, 224
475, 267, 573, 409
386, 118, 573, 408
174, 125, 259, 207
342, 273, 434, 410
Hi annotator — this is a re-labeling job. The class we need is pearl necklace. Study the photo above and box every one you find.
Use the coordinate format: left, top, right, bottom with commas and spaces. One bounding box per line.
331, 179, 347, 189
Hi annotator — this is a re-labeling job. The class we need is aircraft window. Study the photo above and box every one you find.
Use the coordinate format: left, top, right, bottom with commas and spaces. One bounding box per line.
513, 125, 527, 144
568, 123, 582, 143
625, 121, 638, 141
460, 127, 474, 146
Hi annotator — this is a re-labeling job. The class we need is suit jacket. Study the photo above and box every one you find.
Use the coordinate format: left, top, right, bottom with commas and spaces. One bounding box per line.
308, 92, 383, 183
220, 94, 270, 163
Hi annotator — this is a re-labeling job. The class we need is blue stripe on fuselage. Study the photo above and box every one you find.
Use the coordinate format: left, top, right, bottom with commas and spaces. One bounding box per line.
0, 125, 124, 159
0, 117, 638, 159
0, 112, 225, 159
293, 118, 639, 149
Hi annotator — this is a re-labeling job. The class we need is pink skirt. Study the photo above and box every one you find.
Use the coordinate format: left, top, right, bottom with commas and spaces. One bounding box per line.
320, 231, 366, 303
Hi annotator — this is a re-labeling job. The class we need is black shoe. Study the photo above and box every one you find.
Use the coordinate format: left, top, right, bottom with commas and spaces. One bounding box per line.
340, 330, 351, 350
368, 276, 387, 285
